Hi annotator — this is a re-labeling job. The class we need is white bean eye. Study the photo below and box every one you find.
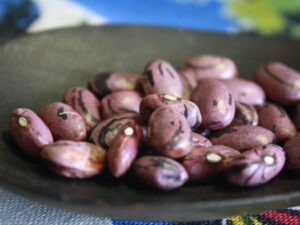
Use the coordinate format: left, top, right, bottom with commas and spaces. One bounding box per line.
124, 126, 134, 136
205, 152, 222, 163
18, 116, 28, 127
263, 155, 275, 166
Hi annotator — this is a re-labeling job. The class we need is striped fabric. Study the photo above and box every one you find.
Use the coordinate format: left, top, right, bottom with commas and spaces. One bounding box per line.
112, 208, 300, 225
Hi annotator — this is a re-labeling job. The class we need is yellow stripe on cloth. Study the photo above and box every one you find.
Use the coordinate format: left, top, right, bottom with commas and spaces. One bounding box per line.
225, 215, 263, 225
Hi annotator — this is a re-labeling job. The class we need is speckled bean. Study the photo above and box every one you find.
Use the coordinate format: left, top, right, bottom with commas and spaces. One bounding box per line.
284, 133, 300, 173
292, 102, 300, 131
222, 78, 265, 105
191, 79, 235, 130
64, 86, 101, 129
258, 103, 296, 142
230, 102, 258, 126
88, 72, 139, 97
255, 62, 300, 104
179, 70, 197, 99
148, 106, 193, 158
139, 60, 183, 97
9, 108, 54, 158
107, 121, 143, 177
133, 156, 188, 191
39, 102, 86, 141
88, 113, 144, 149
225, 144, 285, 186
179, 55, 237, 81
210, 125, 275, 151
139, 94, 201, 129
41, 140, 106, 178
191, 132, 212, 147
100, 90, 142, 119
182, 145, 240, 183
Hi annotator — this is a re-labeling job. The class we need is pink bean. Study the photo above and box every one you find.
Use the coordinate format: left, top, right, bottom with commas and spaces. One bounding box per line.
133, 156, 188, 191
258, 103, 296, 142
225, 144, 285, 186
41, 140, 106, 178
39, 102, 86, 141
210, 125, 275, 151
230, 102, 258, 127
284, 133, 300, 173
148, 106, 192, 158
100, 90, 142, 119
64, 86, 101, 129
107, 121, 143, 177
222, 78, 265, 106
140, 60, 183, 97
88, 113, 144, 149
255, 62, 300, 104
9, 108, 53, 158
191, 79, 235, 130
139, 94, 201, 129
88, 72, 139, 97
179, 55, 237, 81
182, 145, 240, 183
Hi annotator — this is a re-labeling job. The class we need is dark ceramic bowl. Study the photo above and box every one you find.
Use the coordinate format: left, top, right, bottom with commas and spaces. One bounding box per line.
1, 25, 300, 221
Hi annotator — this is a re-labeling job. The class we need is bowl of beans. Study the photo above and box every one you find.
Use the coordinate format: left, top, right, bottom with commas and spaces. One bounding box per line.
1, 25, 300, 221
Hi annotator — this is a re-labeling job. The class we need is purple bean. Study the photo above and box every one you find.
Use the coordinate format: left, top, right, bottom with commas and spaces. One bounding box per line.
179, 55, 237, 81
88, 72, 139, 97
140, 60, 183, 97
148, 106, 192, 158
182, 145, 240, 183
41, 140, 106, 178
133, 156, 188, 191
107, 121, 143, 177
100, 90, 142, 119
9, 108, 53, 158
210, 125, 275, 151
64, 86, 101, 129
225, 144, 285, 186
39, 102, 86, 141
191, 79, 235, 130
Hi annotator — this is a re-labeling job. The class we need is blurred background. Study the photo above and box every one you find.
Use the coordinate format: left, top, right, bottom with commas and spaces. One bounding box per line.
1, 0, 300, 40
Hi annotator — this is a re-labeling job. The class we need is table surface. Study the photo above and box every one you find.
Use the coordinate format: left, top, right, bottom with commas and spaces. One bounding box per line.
1, 1, 300, 224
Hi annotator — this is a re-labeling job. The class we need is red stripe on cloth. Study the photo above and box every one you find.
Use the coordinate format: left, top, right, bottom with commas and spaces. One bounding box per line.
259, 210, 300, 224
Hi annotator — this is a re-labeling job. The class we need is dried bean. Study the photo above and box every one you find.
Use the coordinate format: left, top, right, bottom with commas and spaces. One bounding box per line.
39, 102, 86, 141
191, 132, 212, 147
222, 78, 265, 105
179, 70, 197, 99
107, 121, 143, 177
88, 113, 144, 149
148, 106, 193, 158
179, 55, 237, 81
140, 60, 183, 97
258, 103, 296, 142
292, 102, 300, 131
9, 108, 53, 158
191, 79, 235, 130
140, 94, 201, 129
133, 156, 188, 191
100, 90, 142, 119
182, 145, 240, 183
88, 72, 139, 97
225, 144, 285, 186
255, 62, 300, 104
230, 102, 258, 126
41, 140, 106, 178
210, 125, 275, 151
284, 133, 300, 173
64, 86, 101, 129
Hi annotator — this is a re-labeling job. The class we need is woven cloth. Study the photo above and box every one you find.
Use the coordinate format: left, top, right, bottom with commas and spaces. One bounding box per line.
1, 186, 300, 225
